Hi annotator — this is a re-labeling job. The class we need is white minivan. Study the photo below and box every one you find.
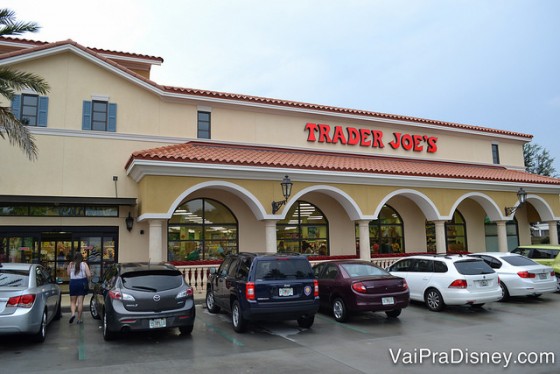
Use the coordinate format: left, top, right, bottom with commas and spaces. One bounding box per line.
387, 254, 502, 312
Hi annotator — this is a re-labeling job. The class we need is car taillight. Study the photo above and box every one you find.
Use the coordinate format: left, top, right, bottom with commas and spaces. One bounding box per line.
352, 282, 367, 293
176, 287, 193, 299
517, 271, 536, 279
109, 290, 122, 300
314, 279, 319, 297
7, 294, 36, 308
246, 282, 255, 301
402, 279, 408, 290
551, 271, 556, 278
449, 279, 467, 288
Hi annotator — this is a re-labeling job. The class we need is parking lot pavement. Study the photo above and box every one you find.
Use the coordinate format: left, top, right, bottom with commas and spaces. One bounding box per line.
2, 293, 560, 374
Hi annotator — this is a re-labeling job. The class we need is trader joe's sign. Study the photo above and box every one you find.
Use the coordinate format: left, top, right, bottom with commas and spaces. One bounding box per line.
304, 122, 438, 153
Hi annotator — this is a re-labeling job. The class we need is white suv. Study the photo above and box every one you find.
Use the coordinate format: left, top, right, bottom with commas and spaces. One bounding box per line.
387, 255, 502, 311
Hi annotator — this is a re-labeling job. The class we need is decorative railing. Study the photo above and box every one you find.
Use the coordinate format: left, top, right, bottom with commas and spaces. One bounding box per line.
172, 253, 411, 298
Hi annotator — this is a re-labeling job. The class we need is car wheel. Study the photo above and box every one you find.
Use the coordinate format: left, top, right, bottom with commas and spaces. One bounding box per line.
32, 310, 47, 343
297, 314, 315, 328
90, 296, 101, 320
54, 295, 62, 320
179, 325, 194, 335
332, 297, 348, 322
103, 311, 116, 341
425, 288, 445, 312
206, 291, 220, 313
385, 309, 402, 318
231, 300, 247, 333
499, 282, 510, 302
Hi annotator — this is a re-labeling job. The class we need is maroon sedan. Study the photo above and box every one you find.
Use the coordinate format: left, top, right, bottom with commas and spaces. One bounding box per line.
313, 260, 409, 322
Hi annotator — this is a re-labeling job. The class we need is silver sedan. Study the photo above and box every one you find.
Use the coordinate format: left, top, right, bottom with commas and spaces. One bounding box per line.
469, 252, 557, 300
0, 263, 62, 342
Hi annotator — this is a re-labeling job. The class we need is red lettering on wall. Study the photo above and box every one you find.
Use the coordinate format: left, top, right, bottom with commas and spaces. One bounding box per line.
347, 127, 359, 145
318, 124, 332, 143
305, 122, 318, 142
332, 126, 347, 144
389, 132, 401, 149
359, 128, 371, 147
412, 135, 423, 152
427, 136, 438, 153
372, 130, 385, 148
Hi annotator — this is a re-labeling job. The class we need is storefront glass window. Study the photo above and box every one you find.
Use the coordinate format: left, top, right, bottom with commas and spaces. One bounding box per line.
359, 205, 404, 255
484, 216, 518, 251
168, 198, 238, 261
277, 201, 329, 255
0, 204, 117, 217
426, 211, 468, 252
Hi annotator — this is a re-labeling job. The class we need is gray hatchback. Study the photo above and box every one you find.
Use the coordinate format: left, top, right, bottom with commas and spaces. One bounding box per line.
0, 263, 62, 342
89, 262, 195, 340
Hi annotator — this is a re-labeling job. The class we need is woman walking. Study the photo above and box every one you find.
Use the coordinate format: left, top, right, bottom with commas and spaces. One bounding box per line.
67, 252, 92, 324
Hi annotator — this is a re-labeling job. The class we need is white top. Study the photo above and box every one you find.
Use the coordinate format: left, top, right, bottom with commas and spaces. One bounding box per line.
69, 262, 87, 279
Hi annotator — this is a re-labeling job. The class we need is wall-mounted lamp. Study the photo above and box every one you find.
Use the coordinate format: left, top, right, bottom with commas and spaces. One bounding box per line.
125, 212, 134, 231
271, 175, 293, 214
505, 188, 527, 216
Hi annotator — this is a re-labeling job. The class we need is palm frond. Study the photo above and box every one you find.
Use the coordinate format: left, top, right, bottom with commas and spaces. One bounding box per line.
0, 68, 50, 97
0, 9, 39, 35
0, 106, 38, 160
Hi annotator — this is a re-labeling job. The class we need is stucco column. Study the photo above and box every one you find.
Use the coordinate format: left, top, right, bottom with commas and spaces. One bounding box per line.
357, 220, 371, 261
148, 219, 165, 262
495, 220, 508, 252
548, 221, 559, 245
264, 220, 278, 253
433, 220, 447, 254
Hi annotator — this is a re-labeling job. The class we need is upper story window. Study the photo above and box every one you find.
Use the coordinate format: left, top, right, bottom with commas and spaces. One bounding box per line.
197, 111, 211, 139
10, 93, 49, 127
492, 144, 500, 164
82, 99, 117, 132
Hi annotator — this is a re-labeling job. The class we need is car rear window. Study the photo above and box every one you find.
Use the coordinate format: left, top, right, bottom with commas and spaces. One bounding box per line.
341, 263, 388, 277
122, 270, 183, 292
502, 256, 538, 267
255, 259, 313, 280
453, 259, 494, 275
0, 270, 29, 287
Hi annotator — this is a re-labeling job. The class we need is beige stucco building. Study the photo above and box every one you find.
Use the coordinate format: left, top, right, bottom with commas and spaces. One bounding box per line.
1, 37, 559, 282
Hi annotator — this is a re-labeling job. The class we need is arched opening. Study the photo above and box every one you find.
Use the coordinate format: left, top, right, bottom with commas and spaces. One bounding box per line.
277, 201, 329, 255
426, 211, 468, 252
357, 204, 405, 255
167, 198, 238, 261
484, 216, 519, 250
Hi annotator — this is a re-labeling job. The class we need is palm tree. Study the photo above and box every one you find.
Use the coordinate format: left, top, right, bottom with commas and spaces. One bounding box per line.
0, 9, 50, 160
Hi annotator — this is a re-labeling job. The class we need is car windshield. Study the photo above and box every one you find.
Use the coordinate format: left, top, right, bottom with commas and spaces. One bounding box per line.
122, 271, 183, 292
0, 269, 29, 287
340, 263, 388, 277
454, 259, 494, 275
255, 259, 313, 280
502, 256, 538, 267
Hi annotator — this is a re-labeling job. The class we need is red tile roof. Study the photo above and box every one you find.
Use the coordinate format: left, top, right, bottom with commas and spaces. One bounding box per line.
0, 38, 533, 140
126, 141, 560, 185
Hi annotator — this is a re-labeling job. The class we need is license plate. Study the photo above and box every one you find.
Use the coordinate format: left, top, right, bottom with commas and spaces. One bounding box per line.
149, 318, 166, 329
382, 297, 394, 305
539, 273, 547, 279
479, 280, 488, 286
279, 287, 293, 297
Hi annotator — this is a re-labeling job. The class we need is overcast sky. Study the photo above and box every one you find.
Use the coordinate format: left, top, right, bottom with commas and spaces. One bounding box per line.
4, 0, 560, 173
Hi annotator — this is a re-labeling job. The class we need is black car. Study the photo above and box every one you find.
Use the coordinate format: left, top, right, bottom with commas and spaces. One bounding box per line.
205, 252, 320, 333
89, 262, 195, 340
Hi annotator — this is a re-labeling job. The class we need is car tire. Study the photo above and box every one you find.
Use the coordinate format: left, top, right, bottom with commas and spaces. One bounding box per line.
103, 311, 116, 341
385, 309, 402, 318
179, 325, 194, 335
90, 295, 101, 320
499, 281, 510, 302
231, 300, 247, 333
206, 290, 220, 314
425, 288, 445, 312
332, 297, 348, 322
32, 310, 47, 343
297, 314, 315, 329
54, 295, 62, 320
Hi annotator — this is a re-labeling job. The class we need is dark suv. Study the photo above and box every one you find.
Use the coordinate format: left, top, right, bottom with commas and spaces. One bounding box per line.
90, 262, 195, 340
205, 252, 319, 333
